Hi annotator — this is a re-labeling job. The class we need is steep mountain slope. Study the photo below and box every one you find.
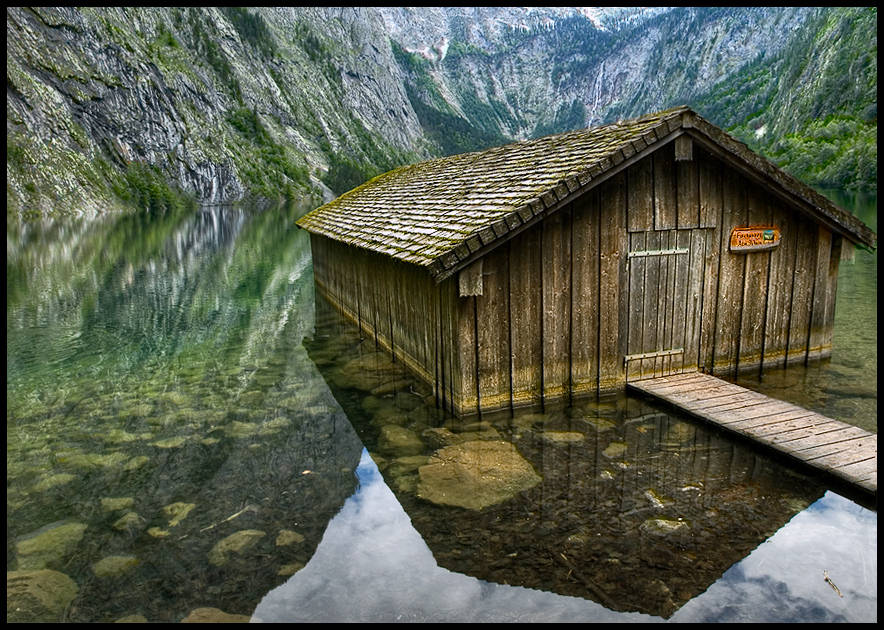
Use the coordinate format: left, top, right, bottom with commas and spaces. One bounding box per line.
5, 7, 877, 218
386, 6, 812, 137
6, 7, 429, 216
391, 6, 876, 190
694, 6, 877, 190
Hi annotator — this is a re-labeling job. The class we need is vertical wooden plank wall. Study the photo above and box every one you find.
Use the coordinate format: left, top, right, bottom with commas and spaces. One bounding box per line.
626, 232, 647, 381
570, 190, 600, 396
624, 142, 707, 381
439, 279, 459, 414
541, 207, 573, 402
454, 170, 629, 413
698, 154, 723, 373
695, 148, 840, 376
309, 234, 452, 407
821, 235, 843, 356
508, 228, 543, 409
654, 148, 677, 230
737, 187, 772, 371
762, 202, 798, 369
599, 172, 629, 390
808, 226, 833, 362
711, 169, 747, 376
476, 244, 512, 411
786, 220, 816, 363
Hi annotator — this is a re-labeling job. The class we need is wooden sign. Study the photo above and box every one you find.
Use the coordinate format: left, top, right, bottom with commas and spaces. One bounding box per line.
730, 226, 781, 252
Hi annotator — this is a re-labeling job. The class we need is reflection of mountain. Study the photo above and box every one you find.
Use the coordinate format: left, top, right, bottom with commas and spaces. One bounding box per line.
7, 201, 365, 622
306, 294, 827, 618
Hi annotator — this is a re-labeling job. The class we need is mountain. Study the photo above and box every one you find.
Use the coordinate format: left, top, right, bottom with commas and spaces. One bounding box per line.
6, 7, 877, 218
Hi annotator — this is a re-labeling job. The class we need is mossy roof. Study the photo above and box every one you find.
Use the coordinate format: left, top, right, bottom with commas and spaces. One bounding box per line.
297, 106, 876, 281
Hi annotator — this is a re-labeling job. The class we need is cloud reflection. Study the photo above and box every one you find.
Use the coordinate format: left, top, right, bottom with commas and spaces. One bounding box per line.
671, 491, 877, 623
254, 447, 876, 624
252, 449, 658, 623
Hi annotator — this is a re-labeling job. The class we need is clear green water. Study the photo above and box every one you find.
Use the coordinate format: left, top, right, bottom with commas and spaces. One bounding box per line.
6, 196, 876, 623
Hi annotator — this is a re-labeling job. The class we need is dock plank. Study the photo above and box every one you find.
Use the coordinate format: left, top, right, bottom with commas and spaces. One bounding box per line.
628, 373, 876, 495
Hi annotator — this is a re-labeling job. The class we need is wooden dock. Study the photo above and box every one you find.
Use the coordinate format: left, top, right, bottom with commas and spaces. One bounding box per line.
628, 372, 877, 495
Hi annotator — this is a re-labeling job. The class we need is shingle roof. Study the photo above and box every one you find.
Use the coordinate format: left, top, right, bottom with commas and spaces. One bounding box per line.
297, 106, 876, 281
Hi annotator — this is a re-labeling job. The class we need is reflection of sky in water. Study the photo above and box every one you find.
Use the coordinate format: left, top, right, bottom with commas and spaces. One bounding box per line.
253, 449, 656, 623
252, 451, 876, 623
673, 492, 877, 623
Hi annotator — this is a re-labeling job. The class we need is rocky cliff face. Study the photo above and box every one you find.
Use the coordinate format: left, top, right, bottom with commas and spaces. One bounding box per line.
5, 6, 877, 218
386, 5, 876, 192
6, 7, 429, 216
382, 7, 811, 135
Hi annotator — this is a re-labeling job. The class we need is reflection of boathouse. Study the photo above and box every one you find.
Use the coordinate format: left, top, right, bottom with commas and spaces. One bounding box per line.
305, 314, 827, 619
297, 107, 876, 418
401, 401, 826, 619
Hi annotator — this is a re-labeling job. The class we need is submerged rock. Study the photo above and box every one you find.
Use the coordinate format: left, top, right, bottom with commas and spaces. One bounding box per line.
224, 421, 260, 439
602, 441, 628, 458
580, 416, 617, 432
277, 562, 304, 577
386, 455, 429, 477
101, 497, 135, 512
377, 425, 424, 456
181, 607, 251, 623
275, 530, 305, 546
162, 502, 196, 527
417, 440, 542, 511
237, 391, 265, 407
92, 555, 140, 578
371, 378, 413, 396
258, 416, 291, 436
644, 489, 673, 509
7, 569, 78, 622
104, 429, 141, 443
639, 518, 690, 537
56, 450, 129, 470
360, 394, 387, 415
207, 530, 266, 566
394, 474, 418, 494
421, 427, 460, 449
334, 352, 403, 391
31, 473, 76, 492
371, 404, 410, 427
112, 512, 145, 533
15, 521, 87, 570
152, 435, 189, 449
123, 456, 150, 471
539, 431, 585, 444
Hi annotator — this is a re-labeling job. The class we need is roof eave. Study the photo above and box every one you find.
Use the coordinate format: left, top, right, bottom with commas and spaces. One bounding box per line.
683, 112, 877, 251
428, 110, 691, 283
429, 110, 876, 282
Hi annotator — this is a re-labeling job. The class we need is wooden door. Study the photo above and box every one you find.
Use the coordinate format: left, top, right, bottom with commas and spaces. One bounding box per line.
625, 229, 707, 381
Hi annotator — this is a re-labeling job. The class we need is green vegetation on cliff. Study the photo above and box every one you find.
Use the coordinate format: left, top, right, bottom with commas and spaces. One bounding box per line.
694, 7, 877, 191
112, 163, 197, 215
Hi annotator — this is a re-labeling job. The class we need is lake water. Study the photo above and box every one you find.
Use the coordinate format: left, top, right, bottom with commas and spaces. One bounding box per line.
6, 194, 876, 623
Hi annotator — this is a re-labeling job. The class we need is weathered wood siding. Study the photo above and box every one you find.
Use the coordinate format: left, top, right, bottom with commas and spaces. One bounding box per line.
453, 171, 629, 416
447, 142, 843, 415
695, 146, 842, 377
310, 233, 456, 409
310, 139, 844, 417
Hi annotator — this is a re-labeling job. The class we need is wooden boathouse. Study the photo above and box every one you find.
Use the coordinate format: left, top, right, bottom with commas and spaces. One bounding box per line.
297, 106, 877, 418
